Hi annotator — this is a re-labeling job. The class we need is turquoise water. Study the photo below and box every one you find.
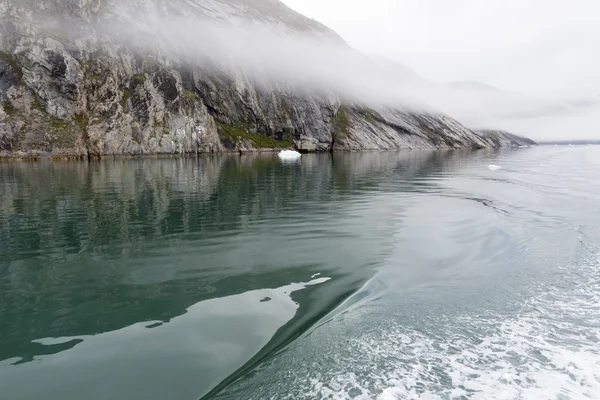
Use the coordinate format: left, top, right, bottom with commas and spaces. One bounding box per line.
1, 147, 599, 399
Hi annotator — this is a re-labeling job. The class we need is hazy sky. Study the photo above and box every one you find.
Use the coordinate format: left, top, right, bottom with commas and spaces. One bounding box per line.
281, 0, 600, 100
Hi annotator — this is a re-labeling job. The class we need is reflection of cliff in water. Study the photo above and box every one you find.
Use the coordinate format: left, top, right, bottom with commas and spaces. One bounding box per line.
0, 150, 489, 366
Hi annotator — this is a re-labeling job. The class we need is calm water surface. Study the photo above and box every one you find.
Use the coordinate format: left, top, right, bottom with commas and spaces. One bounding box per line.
1, 147, 599, 399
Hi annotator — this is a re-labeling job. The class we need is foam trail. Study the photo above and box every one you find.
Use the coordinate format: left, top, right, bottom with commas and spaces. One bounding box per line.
260, 246, 600, 400
329, 250, 600, 399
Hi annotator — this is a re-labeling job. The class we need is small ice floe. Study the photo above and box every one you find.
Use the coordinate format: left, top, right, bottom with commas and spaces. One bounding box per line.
278, 150, 301, 161
488, 164, 502, 171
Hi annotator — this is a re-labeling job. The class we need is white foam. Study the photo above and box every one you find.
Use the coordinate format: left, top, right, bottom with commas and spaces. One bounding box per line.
488, 164, 502, 171
298, 250, 600, 400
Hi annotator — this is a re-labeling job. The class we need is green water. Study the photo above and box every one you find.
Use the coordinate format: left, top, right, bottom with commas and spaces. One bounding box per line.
1, 148, 600, 399
0, 153, 417, 399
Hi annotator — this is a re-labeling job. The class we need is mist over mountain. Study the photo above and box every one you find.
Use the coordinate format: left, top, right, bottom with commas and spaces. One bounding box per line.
0, 0, 535, 158
443, 80, 600, 141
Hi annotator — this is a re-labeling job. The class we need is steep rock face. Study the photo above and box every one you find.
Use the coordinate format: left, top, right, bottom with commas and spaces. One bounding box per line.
0, 0, 534, 158
474, 130, 537, 147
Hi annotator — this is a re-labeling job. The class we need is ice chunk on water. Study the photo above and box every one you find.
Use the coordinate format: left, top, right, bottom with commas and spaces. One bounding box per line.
278, 150, 302, 161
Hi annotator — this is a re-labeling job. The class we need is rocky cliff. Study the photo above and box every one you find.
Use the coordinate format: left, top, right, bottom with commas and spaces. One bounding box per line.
0, 0, 536, 158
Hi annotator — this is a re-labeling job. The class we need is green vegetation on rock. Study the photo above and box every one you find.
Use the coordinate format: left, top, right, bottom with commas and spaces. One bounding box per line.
74, 114, 89, 132
131, 74, 146, 84
363, 107, 381, 124
48, 118, 77, 147
332, 105, 350, 139
48, 118, 71, 130
120, 89, 130, 109
32, 94, 43, 112
3, 101, 17, 116
217, 122, 293, 149
183, 89, 197, 99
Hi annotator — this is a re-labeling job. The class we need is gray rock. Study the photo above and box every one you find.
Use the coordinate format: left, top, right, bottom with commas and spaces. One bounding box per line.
474, 130, 538, 147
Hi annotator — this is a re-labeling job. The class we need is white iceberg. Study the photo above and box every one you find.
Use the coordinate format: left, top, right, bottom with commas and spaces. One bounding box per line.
278, 150, 302, 161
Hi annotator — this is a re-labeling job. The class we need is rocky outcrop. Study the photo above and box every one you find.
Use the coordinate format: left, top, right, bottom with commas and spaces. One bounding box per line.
0, 0, 535, 158
474, 130, 537, 147
331, 106, 523, 150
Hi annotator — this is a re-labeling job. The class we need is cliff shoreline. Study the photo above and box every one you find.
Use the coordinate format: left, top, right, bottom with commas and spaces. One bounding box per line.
0, 145, 537, 163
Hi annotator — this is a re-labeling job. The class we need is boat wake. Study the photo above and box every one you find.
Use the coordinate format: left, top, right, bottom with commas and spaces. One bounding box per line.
214, 234, 600, 400
305, 243, 600, 399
